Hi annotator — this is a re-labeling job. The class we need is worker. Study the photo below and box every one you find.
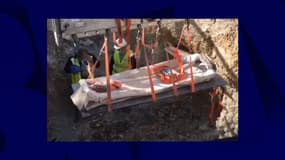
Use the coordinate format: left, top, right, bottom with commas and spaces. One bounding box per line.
64, 48, 100, 92
110, 38, 136, 74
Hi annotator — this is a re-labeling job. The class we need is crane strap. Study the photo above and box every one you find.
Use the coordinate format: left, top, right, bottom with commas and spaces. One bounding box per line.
185, 19, 195, 92
143, 45, 157, 102
165, 50, 178, 96
114, 19, 132, 69
104, 34, 112, 112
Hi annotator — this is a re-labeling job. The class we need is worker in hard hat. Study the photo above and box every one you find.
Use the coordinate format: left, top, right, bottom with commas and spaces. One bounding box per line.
64, 48, 100, 92
110, 38, 136, 74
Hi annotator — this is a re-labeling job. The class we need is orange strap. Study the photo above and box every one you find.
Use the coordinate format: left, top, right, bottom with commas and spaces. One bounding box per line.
141, 28, 157, 50
89, 42, 105, 80
115, 19, 132, 70
142, 28, 156, 102
88, 60, 98, 80
186, 27, 192, 53
144, 46, 157, 102
173, 48, 184, 74
135, 38, 141, 68
185, 23, 195, 92
125, 19, 132, 69
141, 27, 159, 66
165, 52, 178, 96
104, 36, 112, 112
115, 19, 123, 43
189, 56, 196, 93
125, 19, 131, 49
111, 80, 122, 89
177, 25, 185, 48
173, 23, 186, 74
176, 21, 196, 93
112, 31, 116, 44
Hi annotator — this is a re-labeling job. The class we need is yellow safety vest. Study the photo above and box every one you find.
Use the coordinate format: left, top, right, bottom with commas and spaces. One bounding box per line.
112, 50, 129, 74
70, 57, 81, 84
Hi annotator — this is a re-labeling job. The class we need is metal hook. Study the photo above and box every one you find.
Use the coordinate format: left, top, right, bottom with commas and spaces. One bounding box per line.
136, 24, 142, 40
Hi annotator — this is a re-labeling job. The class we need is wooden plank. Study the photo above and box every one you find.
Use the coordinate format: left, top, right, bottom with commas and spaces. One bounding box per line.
83, 74, 227, 114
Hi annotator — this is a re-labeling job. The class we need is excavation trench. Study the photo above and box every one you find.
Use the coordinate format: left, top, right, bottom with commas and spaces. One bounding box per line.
47, 19, 238, 141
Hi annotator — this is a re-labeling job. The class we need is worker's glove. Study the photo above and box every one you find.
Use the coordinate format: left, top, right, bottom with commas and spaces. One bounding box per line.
70, 65, 81, 73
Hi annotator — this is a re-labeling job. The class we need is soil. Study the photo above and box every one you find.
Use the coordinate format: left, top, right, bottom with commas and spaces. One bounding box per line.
48, 91, 221, 141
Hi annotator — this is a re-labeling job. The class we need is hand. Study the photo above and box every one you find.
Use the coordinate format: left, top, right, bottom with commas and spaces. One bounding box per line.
70, 65, 81, 73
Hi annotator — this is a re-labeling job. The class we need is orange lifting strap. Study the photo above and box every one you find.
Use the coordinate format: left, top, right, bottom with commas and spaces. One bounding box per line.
141, 22, 159, 66
144, 46, 157, 102
165, 51, 178, 96
114, 19, 132, 69
173, 48, 184, 74
185, 19, 195, 93
189, 56, 196, 93
125, 19, 132, 69
142, 27, 157, 102
135, 23, 142, 68
134, 35, 141, 68
176, 20, 196, 93
104, 33, 112, 112
115, 19, 123, 43
88, 42, 105, 81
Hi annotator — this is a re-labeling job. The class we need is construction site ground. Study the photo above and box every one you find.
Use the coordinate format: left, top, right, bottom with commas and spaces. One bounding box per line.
48, 90, 223, 141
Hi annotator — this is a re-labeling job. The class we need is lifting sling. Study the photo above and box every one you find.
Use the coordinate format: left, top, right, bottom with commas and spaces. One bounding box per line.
114, 19, 132, 69
88, 42, 105, 80
142, 27, 157, 102
141, 20, 159, 65
176, 20, 196, 93
144, 45, 157, 102
135, 23, 142, 68
165, 49, 178, 96
185, 19, 195, 92
104, 30, 112, 112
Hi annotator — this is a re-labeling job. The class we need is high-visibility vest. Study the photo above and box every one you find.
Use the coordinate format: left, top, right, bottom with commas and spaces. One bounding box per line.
112, 50, 128, 74
70, 57, 81, 84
